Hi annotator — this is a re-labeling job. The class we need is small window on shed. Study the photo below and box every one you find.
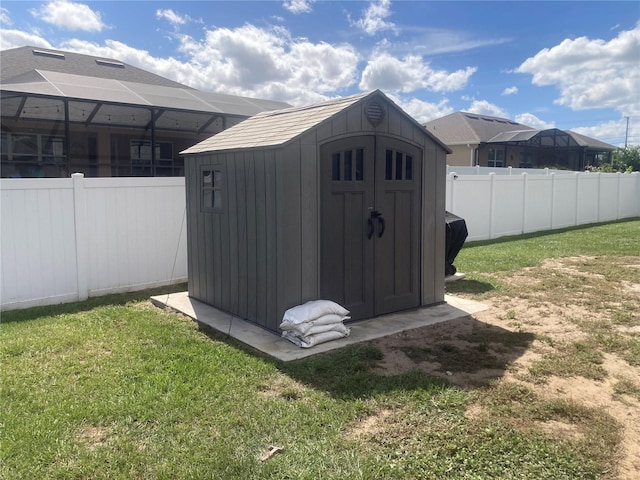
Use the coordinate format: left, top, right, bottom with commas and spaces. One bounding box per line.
202, 167, 224, 212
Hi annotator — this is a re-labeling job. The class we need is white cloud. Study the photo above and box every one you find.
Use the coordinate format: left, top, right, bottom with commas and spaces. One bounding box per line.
514, 113, 555, 129
466, 100, 509, 118
1, 7, 12, 26
156, 9, 190, 26
60, 24, 360, 106
352, 0, 396, 36
571, 117, 636, 147
359, 53, 476, 93
502, 86, 518, 96
386, 93, 454, 124
0, 28, 52, 50
283, 0, 313, 14
31, 0, 104, 32
516, 23, 640, 116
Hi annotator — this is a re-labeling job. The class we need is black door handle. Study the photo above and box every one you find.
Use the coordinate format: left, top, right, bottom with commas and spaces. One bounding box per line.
367, 217, 374, 239
367, 210, 385, 239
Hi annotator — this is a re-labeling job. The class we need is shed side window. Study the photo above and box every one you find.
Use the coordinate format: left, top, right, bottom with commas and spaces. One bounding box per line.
202, 168, 223, 212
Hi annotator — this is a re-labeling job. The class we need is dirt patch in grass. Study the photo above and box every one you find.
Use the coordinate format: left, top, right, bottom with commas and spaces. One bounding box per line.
76, 425, 111, 450
343, 408, 395, 440
370, 255, 640, 479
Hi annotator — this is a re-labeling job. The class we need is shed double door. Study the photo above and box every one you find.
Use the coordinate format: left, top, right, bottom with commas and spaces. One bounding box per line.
320, 135, 422, 320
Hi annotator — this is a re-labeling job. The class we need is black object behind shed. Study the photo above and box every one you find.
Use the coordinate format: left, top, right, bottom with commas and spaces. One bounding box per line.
445, 211, 468, 276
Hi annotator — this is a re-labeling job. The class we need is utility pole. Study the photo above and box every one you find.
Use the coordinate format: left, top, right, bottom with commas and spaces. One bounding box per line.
625, 116, 629, 148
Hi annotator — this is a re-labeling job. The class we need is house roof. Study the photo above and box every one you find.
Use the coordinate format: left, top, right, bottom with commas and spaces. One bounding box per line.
424, 111, 615, 151
1, 46, 188, 88
1, 46, 290, 133
1, 69, 290, 117
182, 90, 451, 155
424, 111, 533, 145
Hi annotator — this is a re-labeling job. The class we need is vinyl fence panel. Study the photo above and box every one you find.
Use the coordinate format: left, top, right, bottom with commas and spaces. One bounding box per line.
1, 170, 638, 311
1, 174, 187, 311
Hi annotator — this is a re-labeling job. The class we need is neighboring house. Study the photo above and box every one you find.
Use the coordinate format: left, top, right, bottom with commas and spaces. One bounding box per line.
0, 46, 290, 178
424, 111, 615, 171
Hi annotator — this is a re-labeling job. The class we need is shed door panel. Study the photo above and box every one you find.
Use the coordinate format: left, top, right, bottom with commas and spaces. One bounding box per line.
321, 136, 422, 320
320, 137, 375, 320
375, 137, 422, 315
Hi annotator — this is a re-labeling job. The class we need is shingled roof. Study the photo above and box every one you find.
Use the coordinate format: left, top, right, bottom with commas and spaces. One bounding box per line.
424, 111, 533, 145
424, 111, 614, 151
182, 92, 372, 154
1, 46, 188, 88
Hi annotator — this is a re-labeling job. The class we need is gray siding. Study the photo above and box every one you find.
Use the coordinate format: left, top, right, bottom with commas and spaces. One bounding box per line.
185, 94, 447, 333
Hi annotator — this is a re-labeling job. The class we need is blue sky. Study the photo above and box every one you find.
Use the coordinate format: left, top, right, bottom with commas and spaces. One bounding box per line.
1, 1, 639, 145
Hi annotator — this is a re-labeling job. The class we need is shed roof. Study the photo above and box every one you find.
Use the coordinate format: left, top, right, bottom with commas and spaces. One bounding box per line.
182, 90, 451, 155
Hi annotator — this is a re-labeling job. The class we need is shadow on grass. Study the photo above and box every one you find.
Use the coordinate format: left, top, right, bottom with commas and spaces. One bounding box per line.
446, 278, 495, 295
198, 313, 535, 400
0, 283, 188, 324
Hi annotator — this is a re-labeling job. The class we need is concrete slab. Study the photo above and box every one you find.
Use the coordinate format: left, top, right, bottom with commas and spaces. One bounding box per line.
150, 292, 488, 362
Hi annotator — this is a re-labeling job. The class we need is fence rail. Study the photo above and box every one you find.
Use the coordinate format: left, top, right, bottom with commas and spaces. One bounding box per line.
1, 170, 638, 310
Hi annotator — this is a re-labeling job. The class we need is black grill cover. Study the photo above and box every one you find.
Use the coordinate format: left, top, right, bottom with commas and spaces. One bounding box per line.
445, 211, 468, 276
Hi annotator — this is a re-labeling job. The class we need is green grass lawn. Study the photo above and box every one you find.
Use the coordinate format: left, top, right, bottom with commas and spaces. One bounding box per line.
2, 219, 638, 479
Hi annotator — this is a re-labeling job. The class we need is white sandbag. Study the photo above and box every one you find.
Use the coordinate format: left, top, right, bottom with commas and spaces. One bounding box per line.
281, 320, 350, 337
282, 300, 349, 325
279, 313, 349, 334
282, 328, 350, 348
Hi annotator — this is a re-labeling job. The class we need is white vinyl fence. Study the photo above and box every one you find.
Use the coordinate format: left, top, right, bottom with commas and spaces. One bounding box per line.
1, 170, 639, 311
1, 174, 187, 311
446, 170, 640, 241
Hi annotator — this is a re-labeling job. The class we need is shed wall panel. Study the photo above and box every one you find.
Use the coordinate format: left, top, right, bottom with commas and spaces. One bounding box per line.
253, 150, 268, 326
226, 152, 240, 313
278, 142, 303, 330
300, 133, 320, 301
264, 150, 279, 326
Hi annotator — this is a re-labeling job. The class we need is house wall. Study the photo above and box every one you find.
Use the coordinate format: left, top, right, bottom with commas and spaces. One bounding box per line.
185, 99, 447, 330
445, 144, 476, 166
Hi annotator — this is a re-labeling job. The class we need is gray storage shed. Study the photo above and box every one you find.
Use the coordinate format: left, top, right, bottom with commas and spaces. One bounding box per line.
181, 90, 451, 333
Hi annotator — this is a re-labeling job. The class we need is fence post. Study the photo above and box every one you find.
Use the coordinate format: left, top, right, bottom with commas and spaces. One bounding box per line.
489, 172, 496, 239
616, 172, 622, 220
448, 172, 457, 212
574, 172, 580, 226
72, 173, 89, 301
521, 172, 528, 234
550, 173, 556, 230
635, 172, 640, 217
596, 172, 601, 223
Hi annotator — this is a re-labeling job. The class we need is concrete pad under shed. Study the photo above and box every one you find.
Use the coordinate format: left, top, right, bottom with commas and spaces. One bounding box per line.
150, 292, 488, 362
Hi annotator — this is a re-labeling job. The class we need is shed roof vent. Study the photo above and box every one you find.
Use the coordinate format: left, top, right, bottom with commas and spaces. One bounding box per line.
364, 99, 385, 127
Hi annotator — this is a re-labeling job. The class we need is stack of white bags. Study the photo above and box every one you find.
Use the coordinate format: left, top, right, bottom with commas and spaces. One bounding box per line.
279, 300, 351, 348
